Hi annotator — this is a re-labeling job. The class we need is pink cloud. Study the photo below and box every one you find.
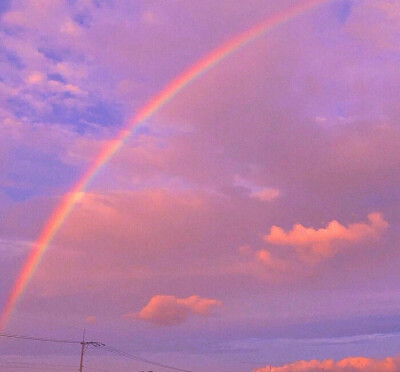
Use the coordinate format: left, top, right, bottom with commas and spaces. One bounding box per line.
25, 189, 208, 295
86, 315, 96, 324
250, 187, 281, 202
255, 249, 289, 271
26, 71, 45, 85
238, 213, 390, 281
254, 355, 400, 372
2, 0, 74, 33
130, 295, 221, 326
265, 213, 388, 263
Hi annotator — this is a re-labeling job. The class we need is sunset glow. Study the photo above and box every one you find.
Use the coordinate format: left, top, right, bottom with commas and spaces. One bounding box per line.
1, 0, 399, 371
0, 0, 331, 330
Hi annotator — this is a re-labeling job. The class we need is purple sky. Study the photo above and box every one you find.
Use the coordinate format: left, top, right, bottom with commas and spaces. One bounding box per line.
1, 0, 400, 371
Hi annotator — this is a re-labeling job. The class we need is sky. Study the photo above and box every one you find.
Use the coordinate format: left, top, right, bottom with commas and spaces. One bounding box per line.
1, 0, 400, 371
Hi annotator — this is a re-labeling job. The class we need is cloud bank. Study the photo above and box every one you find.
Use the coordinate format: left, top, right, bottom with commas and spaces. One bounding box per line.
254, 355, 400, 372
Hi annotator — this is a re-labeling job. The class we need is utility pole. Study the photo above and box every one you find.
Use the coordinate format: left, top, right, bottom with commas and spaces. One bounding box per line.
79, 330, 105, 372
79, 330, 85, 372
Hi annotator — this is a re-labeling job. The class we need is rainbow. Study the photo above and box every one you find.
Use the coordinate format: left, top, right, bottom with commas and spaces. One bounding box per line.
0, 0, 332, 329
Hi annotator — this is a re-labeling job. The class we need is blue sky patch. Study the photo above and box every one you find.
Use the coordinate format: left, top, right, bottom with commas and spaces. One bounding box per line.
334, 0, 353, 24
0, 0, 11, 15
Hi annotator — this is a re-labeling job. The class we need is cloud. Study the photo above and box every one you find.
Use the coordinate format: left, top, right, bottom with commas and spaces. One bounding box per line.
0, 238, 31, 255
26, 71, 45, 85
239, 213, 390, 281
130, 295, 221, 326
250, 187, 280, 202
0, 113, 105, 199
265, 213, 388, 263
233, 176, 280, 202
86, 315, 96, 324
254, 249, 289, 272
254, 355, 400, 371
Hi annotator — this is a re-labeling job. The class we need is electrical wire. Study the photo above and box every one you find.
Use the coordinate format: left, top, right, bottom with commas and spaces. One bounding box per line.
0, 331, 80, 344
0, 361, 75, 367
0, 360, 109, 372
0, 366, 76, 370
102, 345, 194, 372
0, 331, 193, 371
83, 366, 111, 372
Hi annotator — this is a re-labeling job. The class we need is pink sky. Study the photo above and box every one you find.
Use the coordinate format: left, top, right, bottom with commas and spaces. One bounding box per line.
1, 0, 400, 371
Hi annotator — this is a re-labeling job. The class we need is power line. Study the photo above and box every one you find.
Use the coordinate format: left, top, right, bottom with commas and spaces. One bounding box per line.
0, 361, 76, 367
83, 366, 111, 372
0, 364, 77, 370
0, 331, 194, 372
79, 330, 105, 372
0, 368, 77, 371
0, 331, 107, 371
0, 331, 80, 344
0, 367, 75, 370
0, 360, 109, 372
103, 345, 194, 372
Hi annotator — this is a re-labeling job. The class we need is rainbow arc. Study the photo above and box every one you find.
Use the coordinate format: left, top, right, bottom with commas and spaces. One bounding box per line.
0, 0, 332, 329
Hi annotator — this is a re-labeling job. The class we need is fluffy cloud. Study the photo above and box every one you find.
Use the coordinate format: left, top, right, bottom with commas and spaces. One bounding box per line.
240, 213, 390, 279
264, 213, 388, 263
254, 355, 400, 371
130, 295, 221, 326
